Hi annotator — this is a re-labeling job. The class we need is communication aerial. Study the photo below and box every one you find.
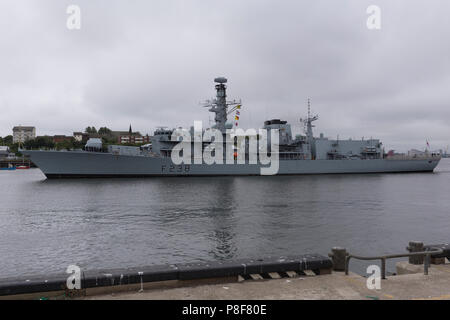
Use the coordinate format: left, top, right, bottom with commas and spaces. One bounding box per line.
299, 98, 319, 159
299, 99, 318, 134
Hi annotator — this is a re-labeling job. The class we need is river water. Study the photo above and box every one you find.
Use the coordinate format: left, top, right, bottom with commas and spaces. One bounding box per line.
0, 159, 449, 278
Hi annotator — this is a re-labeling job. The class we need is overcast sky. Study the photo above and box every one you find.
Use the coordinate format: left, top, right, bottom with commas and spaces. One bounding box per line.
1, 0, 449, 151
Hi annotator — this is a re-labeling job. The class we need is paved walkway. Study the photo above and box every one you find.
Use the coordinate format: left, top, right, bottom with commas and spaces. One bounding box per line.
86, 263, 450, 300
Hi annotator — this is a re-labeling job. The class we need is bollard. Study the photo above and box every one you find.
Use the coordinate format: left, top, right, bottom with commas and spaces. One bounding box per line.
328, 247, 348, 271
407, 241, 424, 265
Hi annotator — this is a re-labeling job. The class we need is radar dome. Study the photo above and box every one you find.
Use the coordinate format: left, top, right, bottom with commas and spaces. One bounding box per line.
214, 77, 227, 84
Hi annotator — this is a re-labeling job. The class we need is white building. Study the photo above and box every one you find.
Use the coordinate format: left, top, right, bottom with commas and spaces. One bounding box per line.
0, 146, 9, 158
13, 126, 36, 144
73, 132, 89, 142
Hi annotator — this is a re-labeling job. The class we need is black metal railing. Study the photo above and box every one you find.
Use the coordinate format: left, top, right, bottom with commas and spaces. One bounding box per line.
345, 247, 443, 279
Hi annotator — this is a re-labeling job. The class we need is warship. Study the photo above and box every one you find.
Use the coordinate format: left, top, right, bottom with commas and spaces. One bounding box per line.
22, 77, 441, 178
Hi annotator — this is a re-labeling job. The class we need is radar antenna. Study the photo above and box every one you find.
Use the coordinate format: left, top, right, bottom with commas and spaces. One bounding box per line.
201, 77, 241, 133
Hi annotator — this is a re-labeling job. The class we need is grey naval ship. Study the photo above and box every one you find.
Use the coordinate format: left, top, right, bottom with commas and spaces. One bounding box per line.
23, 77, 441, 178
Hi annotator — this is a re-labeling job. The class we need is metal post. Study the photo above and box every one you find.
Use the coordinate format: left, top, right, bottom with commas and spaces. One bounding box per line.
345, 256, 350, 275
424, 254, 430, 275
407, 241, 424, 265
381, 258, 386, 280
329, 247, 348, 271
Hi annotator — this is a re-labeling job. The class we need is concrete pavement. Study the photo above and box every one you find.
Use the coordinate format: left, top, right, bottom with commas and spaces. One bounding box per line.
85, 262, 450, 300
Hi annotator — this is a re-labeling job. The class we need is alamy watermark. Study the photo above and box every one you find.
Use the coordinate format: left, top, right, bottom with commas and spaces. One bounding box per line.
65, 5, 379, 31
66, 5, 81, 30
367, 5, 381, 30
66, 264, 81, 289
366, 265, 381, 290
170, 121, 280, 175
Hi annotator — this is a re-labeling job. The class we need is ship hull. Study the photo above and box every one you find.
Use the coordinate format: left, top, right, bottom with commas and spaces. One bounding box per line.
22, 150, 441, 179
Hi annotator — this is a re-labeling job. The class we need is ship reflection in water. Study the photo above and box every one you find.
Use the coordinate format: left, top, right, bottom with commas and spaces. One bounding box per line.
0, 160, 449, 278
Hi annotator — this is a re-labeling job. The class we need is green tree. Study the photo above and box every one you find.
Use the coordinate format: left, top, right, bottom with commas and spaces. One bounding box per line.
55, 139, 75, 151
9, 143, 20, 155
85, 126, 97, 134
101, 135, 118, 145
72, 140, 85, 149
24, 136, 55, 150
98, 127, 112, 135
2, 135, 13, 146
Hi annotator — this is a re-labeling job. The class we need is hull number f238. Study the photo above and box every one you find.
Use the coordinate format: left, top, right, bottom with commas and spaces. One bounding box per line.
161, 164, 190, 173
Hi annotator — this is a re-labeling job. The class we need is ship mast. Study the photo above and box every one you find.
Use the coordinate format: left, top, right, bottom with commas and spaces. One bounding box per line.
203, 77, 241, 133
300, 99, 319, 160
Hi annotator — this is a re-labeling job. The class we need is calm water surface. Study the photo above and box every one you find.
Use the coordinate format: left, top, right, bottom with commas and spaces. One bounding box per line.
0, 159, 449, 278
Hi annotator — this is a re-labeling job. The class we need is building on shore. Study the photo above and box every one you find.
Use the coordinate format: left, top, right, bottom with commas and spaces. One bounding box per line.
111, 125, 150, 145
0, 146, 15, 159
72, 126, 150, 145
73, 132, 90, 143
52, 135, 73, 143
118, 133, 150, 145
0, 146, 9, 159
13, 126, 36, 143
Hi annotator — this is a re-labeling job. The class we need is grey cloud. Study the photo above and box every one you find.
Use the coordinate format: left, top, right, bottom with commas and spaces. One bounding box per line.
1, 0, 449, 152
